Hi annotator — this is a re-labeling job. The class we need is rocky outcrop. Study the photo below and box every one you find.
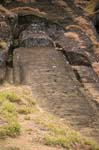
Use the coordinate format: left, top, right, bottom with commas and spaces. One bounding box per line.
0, 5, 17, 82
0, 12, 11, 81
0, 0, 99, 142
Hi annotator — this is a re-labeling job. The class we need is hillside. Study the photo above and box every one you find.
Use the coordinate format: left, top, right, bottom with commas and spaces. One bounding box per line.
0, 84, 99, 150
0, 0, 99, 149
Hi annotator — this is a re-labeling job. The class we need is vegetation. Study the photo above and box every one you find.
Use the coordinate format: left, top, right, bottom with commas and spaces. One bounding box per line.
18, 106, 34, 114
34, 113, 99, 150
0, 86, 36, 138
0, 1, 99, 149
0, 91, 21, 138
83, 0, 97, 15
0, 86, 99, 149
0, 40, 7, 49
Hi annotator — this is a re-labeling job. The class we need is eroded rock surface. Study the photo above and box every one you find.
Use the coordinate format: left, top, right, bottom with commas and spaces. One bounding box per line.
0, 0, 99, 142
0, 10, 13, 81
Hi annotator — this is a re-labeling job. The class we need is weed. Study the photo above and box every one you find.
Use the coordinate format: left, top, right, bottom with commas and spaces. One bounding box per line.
5, 122, 21, 137
0, 122, 21, 138
18, 106, 32, 114
34, 113, 99, 149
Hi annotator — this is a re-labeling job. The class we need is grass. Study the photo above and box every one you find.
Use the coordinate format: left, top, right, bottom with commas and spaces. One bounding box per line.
44, 134, 99, 150
0, 91, 21, 104
0, 122, 21, 138
0, 85, 37, 138
0, 40, 7, 49
6, 93, 22, 104
18, 106, 33, 114
0, 86, 99, 149
34, 113, 99, 150
0, 91, 21, 138
85, 0, 97, 15
1, 101, 16, 114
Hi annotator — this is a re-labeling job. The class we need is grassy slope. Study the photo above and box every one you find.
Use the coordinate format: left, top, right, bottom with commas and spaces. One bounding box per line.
0, 85, 99, 150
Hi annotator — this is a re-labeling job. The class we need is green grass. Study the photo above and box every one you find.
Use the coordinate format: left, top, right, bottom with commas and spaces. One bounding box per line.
34, 113, 99, 150
5, 122, 20, 137
0, 87, 36, 138
1, 101, 16, 114
0, 91, 21, 138
0, 87, 99, 149
18, 106, 33, 114
44, 134, 72, 148
44, 134, 99, 150
0, 122, 21, 138
0, 91, 22, 104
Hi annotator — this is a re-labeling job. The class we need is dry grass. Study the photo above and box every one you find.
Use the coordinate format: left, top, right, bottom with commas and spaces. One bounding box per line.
0, 85, 99, 149
92, 62, 99, 75
0, 40, 7, 49
34, 112, 99, 150
64, 32, 85, 48
64, 32, 80, 42
75, 0, 98, 16
0, 5, 15, 18
0, 85, 36, 138
75, 16, 99, 48
85, 0, 98, 15
10, 7, 46, 17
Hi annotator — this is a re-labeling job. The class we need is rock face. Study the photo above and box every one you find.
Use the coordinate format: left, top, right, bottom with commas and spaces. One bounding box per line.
0, 12, 12, 81
0, 0, 99, 141
0, 5, 17, 82
13, 46, 97, 129
93, 0, 99, 34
